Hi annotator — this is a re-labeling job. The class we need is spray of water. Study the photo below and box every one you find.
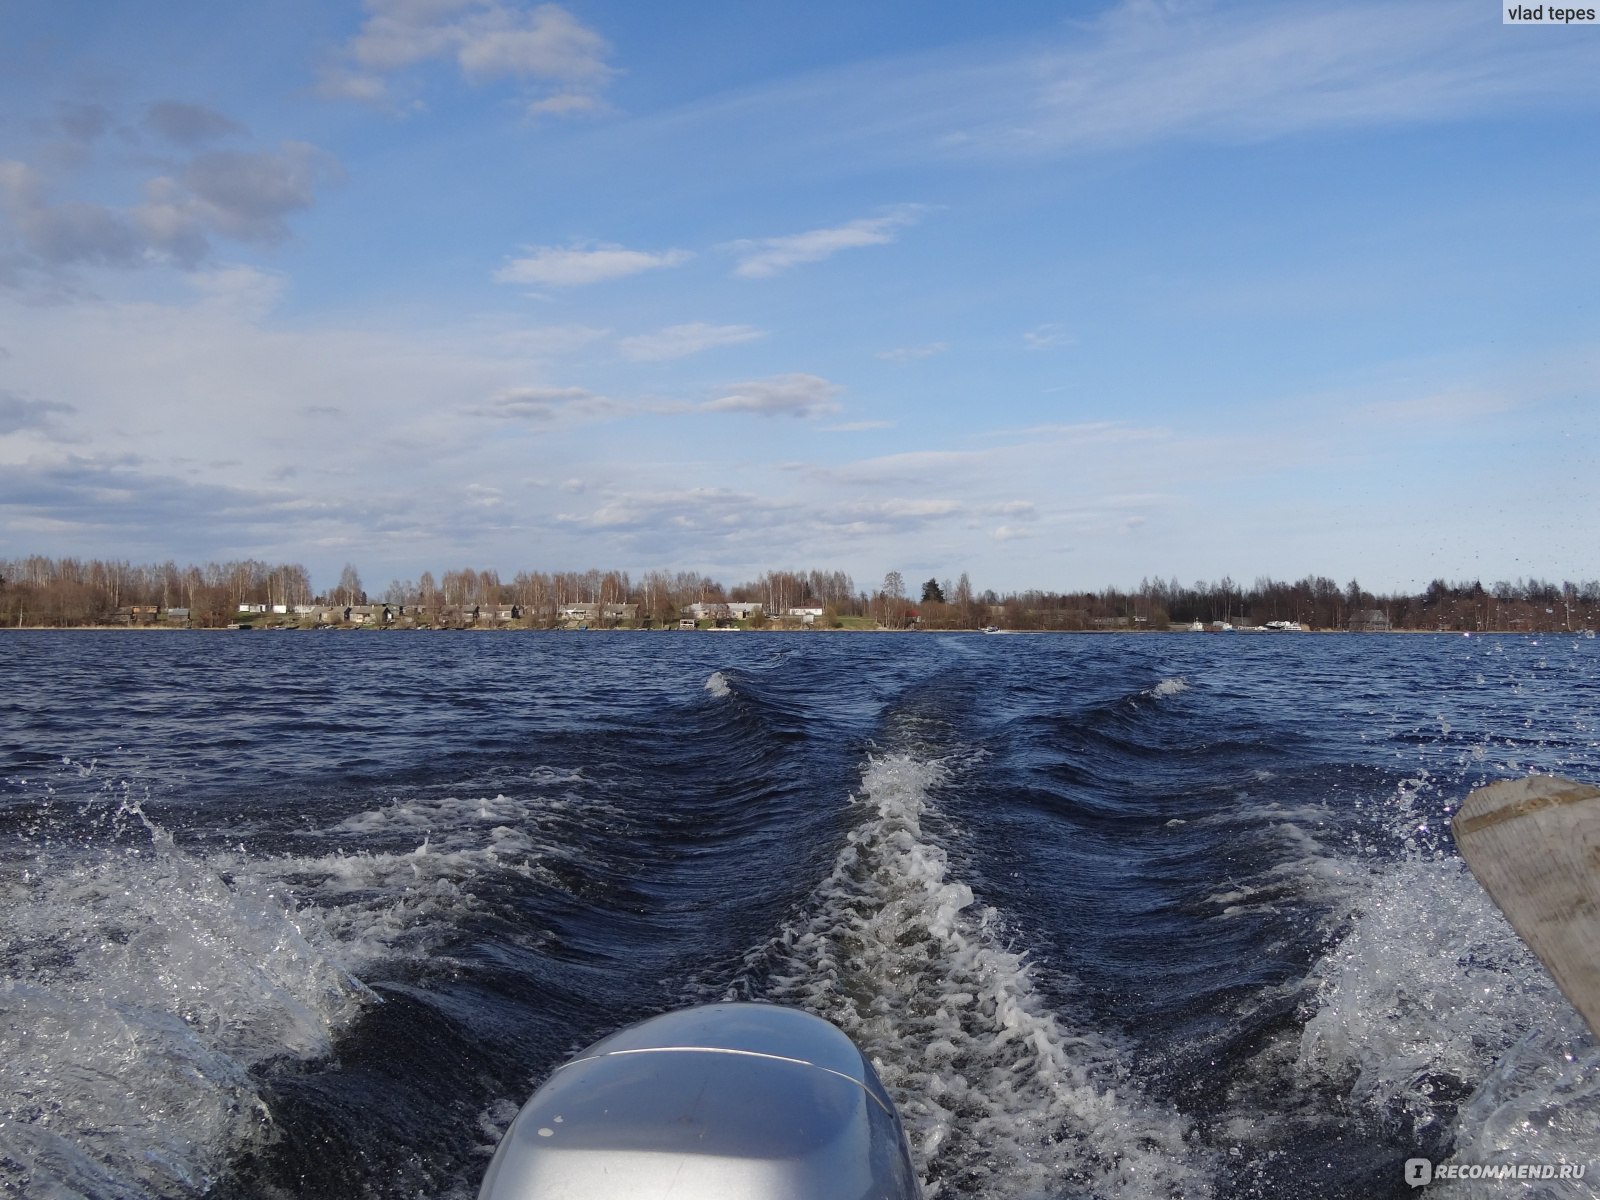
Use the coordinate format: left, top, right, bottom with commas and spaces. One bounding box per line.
1293, 773, 1600, 1180
1, 784, 370, 1198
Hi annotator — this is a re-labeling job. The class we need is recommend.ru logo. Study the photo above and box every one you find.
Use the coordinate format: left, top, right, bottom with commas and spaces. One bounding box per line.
1406, 1157, 1588, 1186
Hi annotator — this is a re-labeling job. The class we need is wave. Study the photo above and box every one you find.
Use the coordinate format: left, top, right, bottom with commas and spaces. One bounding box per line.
0, 767, 609, 1198
230, 781, 606, 973
721, 751, 1210, 1200
0, 798, 370, 1199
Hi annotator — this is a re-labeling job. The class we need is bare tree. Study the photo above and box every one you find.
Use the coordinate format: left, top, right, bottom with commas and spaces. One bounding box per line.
336, 563, 364, 607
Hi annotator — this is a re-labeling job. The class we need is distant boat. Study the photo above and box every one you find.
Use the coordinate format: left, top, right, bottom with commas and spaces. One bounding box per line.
982, 626, 1001, 634
1188, 620, 1204, 632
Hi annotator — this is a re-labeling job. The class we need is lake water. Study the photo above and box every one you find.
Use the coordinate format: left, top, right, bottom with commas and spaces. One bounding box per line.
2, 629, 1598, 1199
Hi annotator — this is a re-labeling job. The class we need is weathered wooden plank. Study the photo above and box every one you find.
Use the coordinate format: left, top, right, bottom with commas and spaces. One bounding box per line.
1453, 775, 1600, 1039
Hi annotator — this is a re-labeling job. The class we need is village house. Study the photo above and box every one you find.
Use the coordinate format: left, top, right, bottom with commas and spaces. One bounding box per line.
558, 602, 636, 625
685, 602, 762, 621
473, 604, 522, 623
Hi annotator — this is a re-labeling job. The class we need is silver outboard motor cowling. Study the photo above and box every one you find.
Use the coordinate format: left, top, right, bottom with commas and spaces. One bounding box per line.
478, 1002, 921, 1199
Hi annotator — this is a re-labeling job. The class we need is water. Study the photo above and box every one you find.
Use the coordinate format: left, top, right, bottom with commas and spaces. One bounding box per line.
2, 630, 1598, 1199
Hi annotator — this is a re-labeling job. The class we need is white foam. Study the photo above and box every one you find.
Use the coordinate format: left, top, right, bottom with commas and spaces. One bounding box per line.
0, 775, 593, 1196
731, 752, 1210, 1199
1448, 1018, 1600, 1194
0, 810, 370, 1198
704, 670, 732, 698
1149, 676, 1191, 698
233, 789, 580, 972
1298, 850, 1588, 1094
1295, 830, 1600, 1159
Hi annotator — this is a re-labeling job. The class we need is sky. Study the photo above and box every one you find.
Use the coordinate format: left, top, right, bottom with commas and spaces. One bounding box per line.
1, 0, 1596, 598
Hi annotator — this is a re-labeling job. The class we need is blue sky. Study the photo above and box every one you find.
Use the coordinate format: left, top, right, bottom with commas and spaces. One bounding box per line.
1, 1, 1596, 597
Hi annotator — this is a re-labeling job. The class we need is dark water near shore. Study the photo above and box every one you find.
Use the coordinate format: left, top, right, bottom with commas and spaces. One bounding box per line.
3, 630, 1599, 1199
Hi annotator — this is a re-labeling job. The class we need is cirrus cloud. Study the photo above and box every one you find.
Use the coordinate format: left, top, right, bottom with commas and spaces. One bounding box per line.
494, 242, 692, 287
726, 205, 924, 279
619, 322, 764, 362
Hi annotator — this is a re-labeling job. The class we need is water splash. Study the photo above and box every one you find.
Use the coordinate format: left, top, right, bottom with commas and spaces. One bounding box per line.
0, 783, 370, 1198
1293, 773, 1600, 1170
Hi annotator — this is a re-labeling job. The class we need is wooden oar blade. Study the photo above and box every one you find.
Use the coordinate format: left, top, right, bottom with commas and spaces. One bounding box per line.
1453, 775, 1600, 1040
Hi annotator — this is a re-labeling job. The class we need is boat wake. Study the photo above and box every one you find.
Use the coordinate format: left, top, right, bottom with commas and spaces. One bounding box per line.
720, 750, 1210, 1200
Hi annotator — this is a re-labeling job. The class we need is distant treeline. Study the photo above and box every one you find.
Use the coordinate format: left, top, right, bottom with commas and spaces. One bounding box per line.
1, 555, 1596, 632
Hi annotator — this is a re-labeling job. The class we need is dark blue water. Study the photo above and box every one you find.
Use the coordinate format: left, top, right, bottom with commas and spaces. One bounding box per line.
3, 630, 1598, 1199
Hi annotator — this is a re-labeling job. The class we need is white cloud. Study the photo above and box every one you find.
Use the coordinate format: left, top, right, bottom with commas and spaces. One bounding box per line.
1023, 322, 1073, 350
473, 384, 619, 423
877, 342, 948, 363
619, 322, 764, 362
985, 420, 1159, 444
727, 205, 924, 279
855, 498, 961, 520
991, 499, 1036, 517
494, 242, 692, 287
1009, 2, 1600, 154
626, 2, 1600, 180
322, 0, 615, 113
702, 373, 842, 418
186, 265, 288, 318
820, 448, 989, 486
822, 420, 894, 432
527, 92, 604, 119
